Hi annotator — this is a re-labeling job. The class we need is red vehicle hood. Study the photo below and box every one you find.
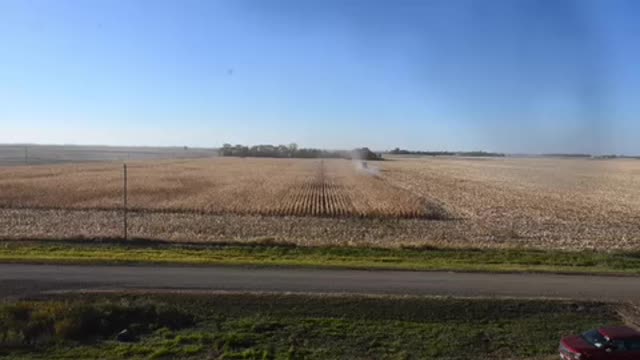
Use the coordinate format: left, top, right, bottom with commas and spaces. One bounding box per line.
562, 335, 596, 353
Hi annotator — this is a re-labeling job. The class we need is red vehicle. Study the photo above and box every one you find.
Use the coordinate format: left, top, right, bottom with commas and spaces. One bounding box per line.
560, 326, 640, 359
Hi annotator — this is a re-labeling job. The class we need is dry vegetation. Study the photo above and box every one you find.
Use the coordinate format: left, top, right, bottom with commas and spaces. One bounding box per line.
1, 156, 639, 250
0, 158, 430, 218
383, 157, 640, 249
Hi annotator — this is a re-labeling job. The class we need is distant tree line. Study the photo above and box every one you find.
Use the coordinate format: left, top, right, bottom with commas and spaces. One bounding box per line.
588, 154, 640, 160
542, 154, 640, 159
387, 148, 505, 157
542, 153, 592, 158
219, 144, 382, 160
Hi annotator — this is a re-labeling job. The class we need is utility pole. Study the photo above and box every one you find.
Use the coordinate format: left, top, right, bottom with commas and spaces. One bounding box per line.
24, 146, 28, 165
123, 163, 128, 240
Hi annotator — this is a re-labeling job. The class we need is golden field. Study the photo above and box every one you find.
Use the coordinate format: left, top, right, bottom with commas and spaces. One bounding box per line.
1, 156, 639, 250
0, 158, 430, 218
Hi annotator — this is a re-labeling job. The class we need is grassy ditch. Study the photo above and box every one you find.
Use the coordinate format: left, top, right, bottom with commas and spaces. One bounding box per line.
0, 293, 621, 359
2, 240, 640, 275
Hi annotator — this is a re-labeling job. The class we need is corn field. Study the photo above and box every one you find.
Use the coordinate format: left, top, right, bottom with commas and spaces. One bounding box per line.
0, 158, 435, 219
1, 156, 639, 250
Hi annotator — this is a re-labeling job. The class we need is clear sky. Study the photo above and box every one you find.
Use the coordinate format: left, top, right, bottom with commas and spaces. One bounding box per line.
1, 0, 639, 154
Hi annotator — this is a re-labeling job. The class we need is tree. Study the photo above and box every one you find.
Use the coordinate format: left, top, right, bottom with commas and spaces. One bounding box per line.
277, 145, 289, 157
288, 143, 298, 157
219, 143, 233, 156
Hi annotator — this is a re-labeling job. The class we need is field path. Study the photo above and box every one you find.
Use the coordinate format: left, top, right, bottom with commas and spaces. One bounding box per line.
1, 264, 639, 301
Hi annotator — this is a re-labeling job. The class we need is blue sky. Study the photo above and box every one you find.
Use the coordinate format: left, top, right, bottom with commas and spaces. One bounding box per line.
1, 0, 639, 154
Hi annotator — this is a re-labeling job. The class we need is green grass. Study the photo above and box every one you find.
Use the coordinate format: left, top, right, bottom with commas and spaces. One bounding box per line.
0, 293, 621, 359
2, 240, 640, 275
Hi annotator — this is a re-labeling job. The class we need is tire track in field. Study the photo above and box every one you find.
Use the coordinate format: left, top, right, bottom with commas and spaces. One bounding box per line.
371, 168, 459, 220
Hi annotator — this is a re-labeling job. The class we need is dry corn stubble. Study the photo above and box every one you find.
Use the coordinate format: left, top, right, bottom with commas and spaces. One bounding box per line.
0, 158, 436, 219
1, 156, 639, 250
